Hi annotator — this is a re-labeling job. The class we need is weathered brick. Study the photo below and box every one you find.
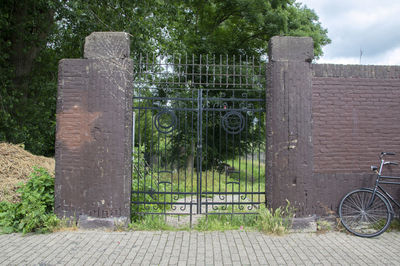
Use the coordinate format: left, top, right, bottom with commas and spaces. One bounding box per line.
55, 32, 133, 226
311, 64, 400, 215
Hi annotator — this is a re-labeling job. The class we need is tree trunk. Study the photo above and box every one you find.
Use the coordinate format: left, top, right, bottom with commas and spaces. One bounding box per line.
8, 0, 54, 98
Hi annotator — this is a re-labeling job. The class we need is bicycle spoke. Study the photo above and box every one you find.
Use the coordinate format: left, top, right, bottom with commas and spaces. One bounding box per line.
339, 189, 391, 237
344, 195, 362, 212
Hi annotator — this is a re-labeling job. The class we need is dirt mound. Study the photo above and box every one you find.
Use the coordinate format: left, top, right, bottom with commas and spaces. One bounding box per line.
0, 143, 55, 203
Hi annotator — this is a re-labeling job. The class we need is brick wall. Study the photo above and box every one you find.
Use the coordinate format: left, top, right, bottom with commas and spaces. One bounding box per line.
267, 37, 400, 217
312, 64, 400, 174
311, 64, 400, 215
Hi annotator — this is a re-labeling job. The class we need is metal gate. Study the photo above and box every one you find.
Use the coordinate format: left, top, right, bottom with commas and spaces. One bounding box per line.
132, 55, 266, 220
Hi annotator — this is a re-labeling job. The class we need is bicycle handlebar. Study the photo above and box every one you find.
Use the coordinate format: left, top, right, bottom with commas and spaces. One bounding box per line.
381, 152, 396, 156
386, 162, 399, 166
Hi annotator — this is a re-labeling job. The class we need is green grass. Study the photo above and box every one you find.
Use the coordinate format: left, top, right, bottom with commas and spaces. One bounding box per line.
387, 218, 400, 232
129, 215, 185, 231
316, 220, 332, 232
131, 166, 265, 221
135, 157, 265, 202
132, 151, 267, 226
254, 201, 294, 235
129, 203, 294, 235
194, 207, 258, 231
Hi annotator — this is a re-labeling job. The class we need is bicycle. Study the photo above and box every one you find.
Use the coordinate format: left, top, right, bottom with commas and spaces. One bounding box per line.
339, 152, 400, 237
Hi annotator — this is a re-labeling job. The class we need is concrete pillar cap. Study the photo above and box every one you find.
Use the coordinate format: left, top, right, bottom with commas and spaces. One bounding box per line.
84, 32, 130, 59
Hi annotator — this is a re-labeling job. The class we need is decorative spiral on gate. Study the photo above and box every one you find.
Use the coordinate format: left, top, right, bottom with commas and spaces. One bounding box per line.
222, 111, 245, 135
172, 194, 179, 201
154, 110, 177, 134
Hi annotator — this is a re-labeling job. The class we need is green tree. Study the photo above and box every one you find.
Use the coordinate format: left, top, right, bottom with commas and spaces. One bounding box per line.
0, 0, 164, 155
0, 0, 330, 156
157, 0, 330, 57
0, 0, 60, 155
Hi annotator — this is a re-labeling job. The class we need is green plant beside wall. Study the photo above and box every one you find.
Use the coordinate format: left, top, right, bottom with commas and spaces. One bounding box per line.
129, 215, 179, 231
0, 167, 58, 234
256, 200, 294, 235
195, 212, 258, 231
129, 199, 294, 233
179, 202, 295, 233
192, 203, 295, 233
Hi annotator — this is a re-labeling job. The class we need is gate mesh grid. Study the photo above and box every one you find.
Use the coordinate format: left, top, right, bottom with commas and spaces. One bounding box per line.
132, 54, 266, 220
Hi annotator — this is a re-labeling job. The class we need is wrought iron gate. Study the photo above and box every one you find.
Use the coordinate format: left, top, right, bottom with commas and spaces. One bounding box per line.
132, 55, 266, 220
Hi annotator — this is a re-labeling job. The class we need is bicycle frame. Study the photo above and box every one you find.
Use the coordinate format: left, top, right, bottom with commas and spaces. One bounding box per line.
369, 156, 400, 212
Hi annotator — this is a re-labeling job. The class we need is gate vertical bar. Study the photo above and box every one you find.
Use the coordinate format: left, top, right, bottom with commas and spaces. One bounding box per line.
132, 112, 135, 161
197, 88, 203, 214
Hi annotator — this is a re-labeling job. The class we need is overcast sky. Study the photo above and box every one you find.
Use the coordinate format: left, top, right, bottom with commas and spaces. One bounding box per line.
298, 0, 400, 65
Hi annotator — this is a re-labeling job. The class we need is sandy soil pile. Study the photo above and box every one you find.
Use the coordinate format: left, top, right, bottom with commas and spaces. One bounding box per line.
0, 143, 55, 203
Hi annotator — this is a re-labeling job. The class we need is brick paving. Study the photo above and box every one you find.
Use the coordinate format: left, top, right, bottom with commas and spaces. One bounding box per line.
1, 230, 400, 265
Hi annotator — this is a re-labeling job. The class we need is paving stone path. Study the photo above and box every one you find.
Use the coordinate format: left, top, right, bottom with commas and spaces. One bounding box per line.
1, 230, 400, 265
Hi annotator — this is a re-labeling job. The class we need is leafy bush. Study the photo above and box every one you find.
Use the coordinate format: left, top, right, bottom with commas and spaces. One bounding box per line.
0, 167, 58, 234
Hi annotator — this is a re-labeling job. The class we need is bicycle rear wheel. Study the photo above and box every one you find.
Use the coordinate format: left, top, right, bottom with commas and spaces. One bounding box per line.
339, 189, 392, 237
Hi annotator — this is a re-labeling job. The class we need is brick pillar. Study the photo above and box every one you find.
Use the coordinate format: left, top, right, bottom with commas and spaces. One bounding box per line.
55, 32, 133, 228
266, 36, 314, 216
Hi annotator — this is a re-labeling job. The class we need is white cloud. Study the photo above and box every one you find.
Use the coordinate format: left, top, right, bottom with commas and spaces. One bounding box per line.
374, 46, 400, 65
298, 0, 400, 65
317, 56, 359, 65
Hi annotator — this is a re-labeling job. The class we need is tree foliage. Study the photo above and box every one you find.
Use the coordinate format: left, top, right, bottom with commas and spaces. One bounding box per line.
160, 0, 330, 57
0, 0, 330, 156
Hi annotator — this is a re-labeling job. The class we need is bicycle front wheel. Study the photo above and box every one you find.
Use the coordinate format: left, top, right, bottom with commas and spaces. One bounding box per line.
339, 189, 392, 237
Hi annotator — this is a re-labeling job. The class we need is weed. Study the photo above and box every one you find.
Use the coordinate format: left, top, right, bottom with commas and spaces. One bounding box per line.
114, 219, 129, 232
193, 201, 294, 234
335, 217, 347, 233
256, 201, 294, 235
53, 217, 78, 232
195, 213, 257, 231
129, 215, 182, 231
317, 220, 332, 233
385, 218, 400, 232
